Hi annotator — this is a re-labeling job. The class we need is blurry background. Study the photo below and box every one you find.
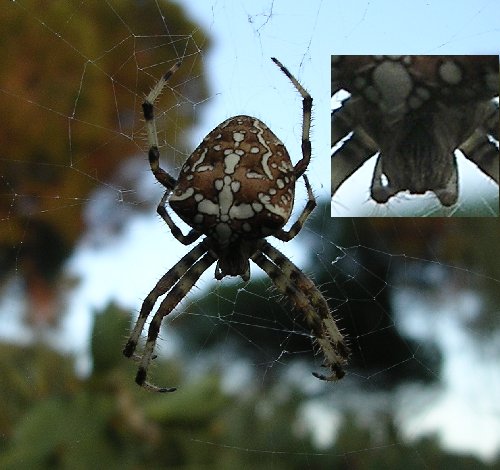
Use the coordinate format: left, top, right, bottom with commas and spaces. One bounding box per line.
0, 0, 499, 468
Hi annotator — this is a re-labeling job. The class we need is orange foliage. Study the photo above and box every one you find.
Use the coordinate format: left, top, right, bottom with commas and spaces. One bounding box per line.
0, 0, 209, 323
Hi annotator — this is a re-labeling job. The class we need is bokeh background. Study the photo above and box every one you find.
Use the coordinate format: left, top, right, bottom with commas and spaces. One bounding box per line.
1, 1, 499, 468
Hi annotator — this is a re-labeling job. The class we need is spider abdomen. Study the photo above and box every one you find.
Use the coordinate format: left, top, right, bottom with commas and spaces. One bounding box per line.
169, 115, 296, 246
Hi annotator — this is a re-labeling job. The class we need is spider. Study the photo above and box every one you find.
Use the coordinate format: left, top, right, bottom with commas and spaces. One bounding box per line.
331, 55, 499, 207
123, 57, 349, 392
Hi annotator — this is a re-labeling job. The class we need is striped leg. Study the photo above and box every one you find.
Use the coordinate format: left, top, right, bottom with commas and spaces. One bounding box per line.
459, 100, 499, 184
331, 98, 378, 195
274, 175, 316, 242
142, 61, 182, 190
252, 241, 349, 381
487, 100, 499, 141
156, 191, 202, 245
123, 241, 208, 361
271, 57, 313, 178
130, 248, 216, 392
132, 249, 217, 392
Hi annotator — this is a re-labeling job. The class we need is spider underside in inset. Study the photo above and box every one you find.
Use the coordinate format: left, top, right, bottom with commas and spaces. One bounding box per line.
331, 55, 499, 208
123, 58, 349, 392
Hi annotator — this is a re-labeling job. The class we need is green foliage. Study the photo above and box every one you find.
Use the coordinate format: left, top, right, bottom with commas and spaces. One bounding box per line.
0, 302, 497, 468
91, 303, 131, 376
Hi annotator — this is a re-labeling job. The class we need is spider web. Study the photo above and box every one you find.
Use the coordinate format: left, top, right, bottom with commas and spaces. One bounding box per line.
1, 0, 500, 466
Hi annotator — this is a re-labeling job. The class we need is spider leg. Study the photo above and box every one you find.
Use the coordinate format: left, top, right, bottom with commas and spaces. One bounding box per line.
487, 100, 499, 141
135, 251, 217, 392
459, 99, 499, 184
251, 241, 349, 381
157, 191, 202, 245
331, 98, 378, 196
274, 175, 316, 242
331, 97, 355, 147
271, 57, 312, 179
460, 132, 499, 184
123, 239, 209, 360
142, 61, 182, 191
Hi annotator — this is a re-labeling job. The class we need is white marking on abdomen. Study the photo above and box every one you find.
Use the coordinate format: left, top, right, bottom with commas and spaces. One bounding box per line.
258, 192, 287, 219
170, 187, 195, 201
229, 203, 255, 219
233, 131, 245, 144
198, 198, 219, 215
253, 119, 274, 179
224, 150, 242, 174
191, 148, 208, 171
218, 176, 234, 217
439, 60, 462, 85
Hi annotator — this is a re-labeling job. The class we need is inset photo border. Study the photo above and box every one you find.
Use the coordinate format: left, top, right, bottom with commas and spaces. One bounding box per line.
331, 55, 499, 217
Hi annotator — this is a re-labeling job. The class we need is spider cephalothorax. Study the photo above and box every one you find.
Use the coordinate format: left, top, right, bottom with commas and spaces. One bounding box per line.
124, 58, 349, 392
331, 55, 499, 206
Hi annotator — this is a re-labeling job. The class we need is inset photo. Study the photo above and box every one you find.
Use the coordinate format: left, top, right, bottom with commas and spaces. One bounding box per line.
331, 55, 499, 217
